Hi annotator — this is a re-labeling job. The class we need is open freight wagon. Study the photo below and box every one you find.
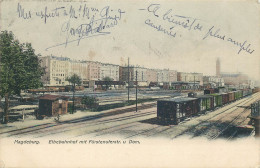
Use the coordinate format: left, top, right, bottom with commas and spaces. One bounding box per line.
157, 97, 199, 125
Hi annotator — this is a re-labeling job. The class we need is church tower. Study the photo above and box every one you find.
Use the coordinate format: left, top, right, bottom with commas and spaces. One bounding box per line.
216, 57, 220, 77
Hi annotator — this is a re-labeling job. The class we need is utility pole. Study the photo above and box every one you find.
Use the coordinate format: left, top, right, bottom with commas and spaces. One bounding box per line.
194, 76, 195, 91
136, 70, 138, 112
128, 57, 130, 103
72, 82, 75, 114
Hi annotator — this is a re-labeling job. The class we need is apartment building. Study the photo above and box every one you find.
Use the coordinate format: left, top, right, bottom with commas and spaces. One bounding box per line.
146, 69, 157, 83
169, 70, 178, 83
100, 63, 119, 81
87, 61, 102, 81
40, 56, 70, 86
177, 72, 203, 85
221, 72, 249, 86
69, 60, 88, 82
120, 66, 147, 82
203, 76, 224, 87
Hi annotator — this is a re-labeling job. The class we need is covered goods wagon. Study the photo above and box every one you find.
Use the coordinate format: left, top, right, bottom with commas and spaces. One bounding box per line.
157, 97, 199, 125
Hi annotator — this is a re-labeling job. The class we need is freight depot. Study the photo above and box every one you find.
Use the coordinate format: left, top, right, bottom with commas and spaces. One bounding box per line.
14, 140, 40, 145
88, 140, 121, 144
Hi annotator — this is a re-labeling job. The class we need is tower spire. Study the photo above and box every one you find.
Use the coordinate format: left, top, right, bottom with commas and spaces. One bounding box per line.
216, 57, 221, 77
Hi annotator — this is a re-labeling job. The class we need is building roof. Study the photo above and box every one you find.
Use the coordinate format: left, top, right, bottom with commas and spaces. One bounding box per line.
39, 94, 69, 101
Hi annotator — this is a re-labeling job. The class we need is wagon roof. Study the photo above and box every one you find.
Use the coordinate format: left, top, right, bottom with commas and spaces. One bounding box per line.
160, 97, 198, 103
197, 95, 214, 98
39, 94, 69, 101
210, 93, 222, 96
220, 93, 228, 95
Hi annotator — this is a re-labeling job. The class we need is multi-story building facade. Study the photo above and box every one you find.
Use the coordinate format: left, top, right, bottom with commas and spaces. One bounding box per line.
157, 69, 169, 83
146, 69, 157, 84
134, 67, 147, 82
100, 63, 119, 81
120, 67, 177, 87
169, 70, 178, 83
69, 60, 89, 82
120, 66, 147, 82
40, 56, 70, 86
87, 61, 101, 81
221, 72, 249, 86
177, 72, 203, 85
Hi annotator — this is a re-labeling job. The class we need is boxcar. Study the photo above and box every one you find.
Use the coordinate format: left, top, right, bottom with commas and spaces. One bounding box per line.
234, 90, 243, 100
238, 90, 243, 99
221, 93, 229, 105
157, 97, 199, 125
197, 95, 214, 113
227, 92, 235, 102
210, 93, 223, 107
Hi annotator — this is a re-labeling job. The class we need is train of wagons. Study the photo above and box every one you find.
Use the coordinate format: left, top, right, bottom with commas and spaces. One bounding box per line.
157, 87, 259, 125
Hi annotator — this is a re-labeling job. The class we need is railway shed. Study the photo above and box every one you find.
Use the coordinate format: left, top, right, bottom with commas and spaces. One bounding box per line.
38, 94, 69, 118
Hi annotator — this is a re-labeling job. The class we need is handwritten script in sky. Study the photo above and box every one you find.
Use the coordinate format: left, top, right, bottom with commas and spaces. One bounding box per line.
16, 3, 255, 55
17, 3, 125, 50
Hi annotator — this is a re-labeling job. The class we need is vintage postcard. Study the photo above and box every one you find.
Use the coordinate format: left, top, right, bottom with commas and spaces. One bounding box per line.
0, 0, 259, 167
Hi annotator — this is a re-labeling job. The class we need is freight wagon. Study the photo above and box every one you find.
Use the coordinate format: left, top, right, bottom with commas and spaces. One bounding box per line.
221, 93, 229, 105
157, 97, 199, 125
234, 90, 243, 100
210, 93, 223, 107
227, 92, 235, 102
157, 88, 256, 125
196, 95, 214, 113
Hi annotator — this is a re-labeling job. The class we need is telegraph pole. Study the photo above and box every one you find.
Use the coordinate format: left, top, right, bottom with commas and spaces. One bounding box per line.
136, 70, 138, 112
128, 57, 130, 103
194, 76, 195, 91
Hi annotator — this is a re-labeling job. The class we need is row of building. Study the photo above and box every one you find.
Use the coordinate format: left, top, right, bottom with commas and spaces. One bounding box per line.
40, 55, 252, 89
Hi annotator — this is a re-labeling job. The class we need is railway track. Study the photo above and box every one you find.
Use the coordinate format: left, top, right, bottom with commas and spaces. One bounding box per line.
171, 93, 260, 139
206, 106, 252, 140
1, 93, 259, 139
1, 103, 157, 138
80, 93, 259, 139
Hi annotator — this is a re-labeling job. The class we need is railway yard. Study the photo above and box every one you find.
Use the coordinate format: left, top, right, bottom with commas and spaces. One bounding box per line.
0, 91, 259, 140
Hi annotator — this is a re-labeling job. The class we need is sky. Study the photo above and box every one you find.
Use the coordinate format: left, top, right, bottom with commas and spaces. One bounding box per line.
1, 0, 259, 80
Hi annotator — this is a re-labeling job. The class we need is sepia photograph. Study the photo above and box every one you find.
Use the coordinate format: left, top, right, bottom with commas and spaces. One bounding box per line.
0, 0, 259, 167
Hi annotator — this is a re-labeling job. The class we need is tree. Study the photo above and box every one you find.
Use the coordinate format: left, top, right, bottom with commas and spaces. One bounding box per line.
81, 96, 98, 109
102, 76, 113, 90
0, 31, 45, 123
66, 74, 81, 114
